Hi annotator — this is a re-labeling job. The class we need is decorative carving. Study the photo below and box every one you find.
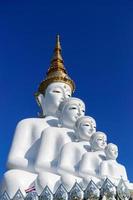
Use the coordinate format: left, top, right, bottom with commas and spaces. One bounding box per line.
25, 191, 38, 200
0, 192, 10, 200
84, 180, 100, 200
117, 179, 130, 200
69, 183, 84, 200
40, 186, 53, 200
13, 190, 24, 200
101, 178, 116, 200
54, 184, 68, 200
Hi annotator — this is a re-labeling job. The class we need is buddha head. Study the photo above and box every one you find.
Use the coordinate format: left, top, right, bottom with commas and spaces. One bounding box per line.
58, 97, 85, 129
37, 82, 72, 117
35, 35, 75, 117
75, 116, 96, 141
105, 143, 118, 160
90, 131, 107, 151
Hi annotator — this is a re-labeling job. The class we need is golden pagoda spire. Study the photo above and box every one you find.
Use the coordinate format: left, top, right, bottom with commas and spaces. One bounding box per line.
49, 34, 65, 72
37, 35, 75, 94
54, 34, 61, 52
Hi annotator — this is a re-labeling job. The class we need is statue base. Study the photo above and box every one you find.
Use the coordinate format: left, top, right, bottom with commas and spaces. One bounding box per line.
0, 178, 133, 200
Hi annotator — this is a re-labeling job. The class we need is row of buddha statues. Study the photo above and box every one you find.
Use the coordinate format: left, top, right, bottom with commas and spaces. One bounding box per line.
0, 35, 132, 198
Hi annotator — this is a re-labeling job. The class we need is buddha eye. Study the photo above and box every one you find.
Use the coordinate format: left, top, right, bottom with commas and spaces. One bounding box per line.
83, 124, 90, 126
69, 107, 77, 110
97, 138, 102, 141
53, 90, 61, 93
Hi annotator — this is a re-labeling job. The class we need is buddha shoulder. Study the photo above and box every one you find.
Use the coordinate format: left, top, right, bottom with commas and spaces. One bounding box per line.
16, 116, 58, 129
41, 126, 71, 135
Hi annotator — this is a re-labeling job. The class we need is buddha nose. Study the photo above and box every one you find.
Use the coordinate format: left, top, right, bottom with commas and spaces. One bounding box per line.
62, 91, 67, 99
90, 125, 94, 131
90, 127, 93, 132
61, 97, 65, 101
61, 91, 66, 99
77, 109, 82, 116
77, 112, 80, 117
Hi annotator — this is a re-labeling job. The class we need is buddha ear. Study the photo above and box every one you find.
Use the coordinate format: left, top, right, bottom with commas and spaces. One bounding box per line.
36, 93, 44, 107
35, 93, 45, 117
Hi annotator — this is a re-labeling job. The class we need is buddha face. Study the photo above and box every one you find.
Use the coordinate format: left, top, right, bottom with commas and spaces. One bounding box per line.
39, 82, 72, 116
105, 143, 118, 160
60, 98, 85, 129
77, 117, 96, 141
91, 132, 107, 151
89, 117, 96, 130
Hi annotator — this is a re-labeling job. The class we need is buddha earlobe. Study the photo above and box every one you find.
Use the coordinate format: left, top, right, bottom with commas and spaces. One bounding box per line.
36, 93, 44, 107
35, 93, 45, 117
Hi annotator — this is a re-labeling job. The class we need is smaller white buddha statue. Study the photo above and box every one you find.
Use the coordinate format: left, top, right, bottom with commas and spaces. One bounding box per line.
99, 143, 128, 186
57, 116, 96, 191
34, 97, 85, 193
79, 132, 107, 186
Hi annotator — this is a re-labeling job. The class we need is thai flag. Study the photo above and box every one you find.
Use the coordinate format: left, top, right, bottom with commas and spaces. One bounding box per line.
25, 186, 36, 193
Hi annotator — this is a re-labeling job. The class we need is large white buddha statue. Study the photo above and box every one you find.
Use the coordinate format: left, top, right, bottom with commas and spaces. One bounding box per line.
57, 116, 96, 191
34, 97, 85, 193
79, 132, 107, 186
0, 35, 75, 198
99, 143, 128, 185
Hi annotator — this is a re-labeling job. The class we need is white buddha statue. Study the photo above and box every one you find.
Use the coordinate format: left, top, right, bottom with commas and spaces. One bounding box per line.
34, 97, 85, 193
99, 143, 128, 185
0, 35, 75, 198
57, 116, 96, 191
79, 132, 107, 186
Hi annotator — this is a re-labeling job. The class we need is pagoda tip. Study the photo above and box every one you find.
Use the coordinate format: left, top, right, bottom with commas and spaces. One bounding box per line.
56, 34, 60, 40
55, 34, 61, 50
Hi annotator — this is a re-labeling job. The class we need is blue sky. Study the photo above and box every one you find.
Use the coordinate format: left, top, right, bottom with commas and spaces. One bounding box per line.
0, 0, 133, 182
